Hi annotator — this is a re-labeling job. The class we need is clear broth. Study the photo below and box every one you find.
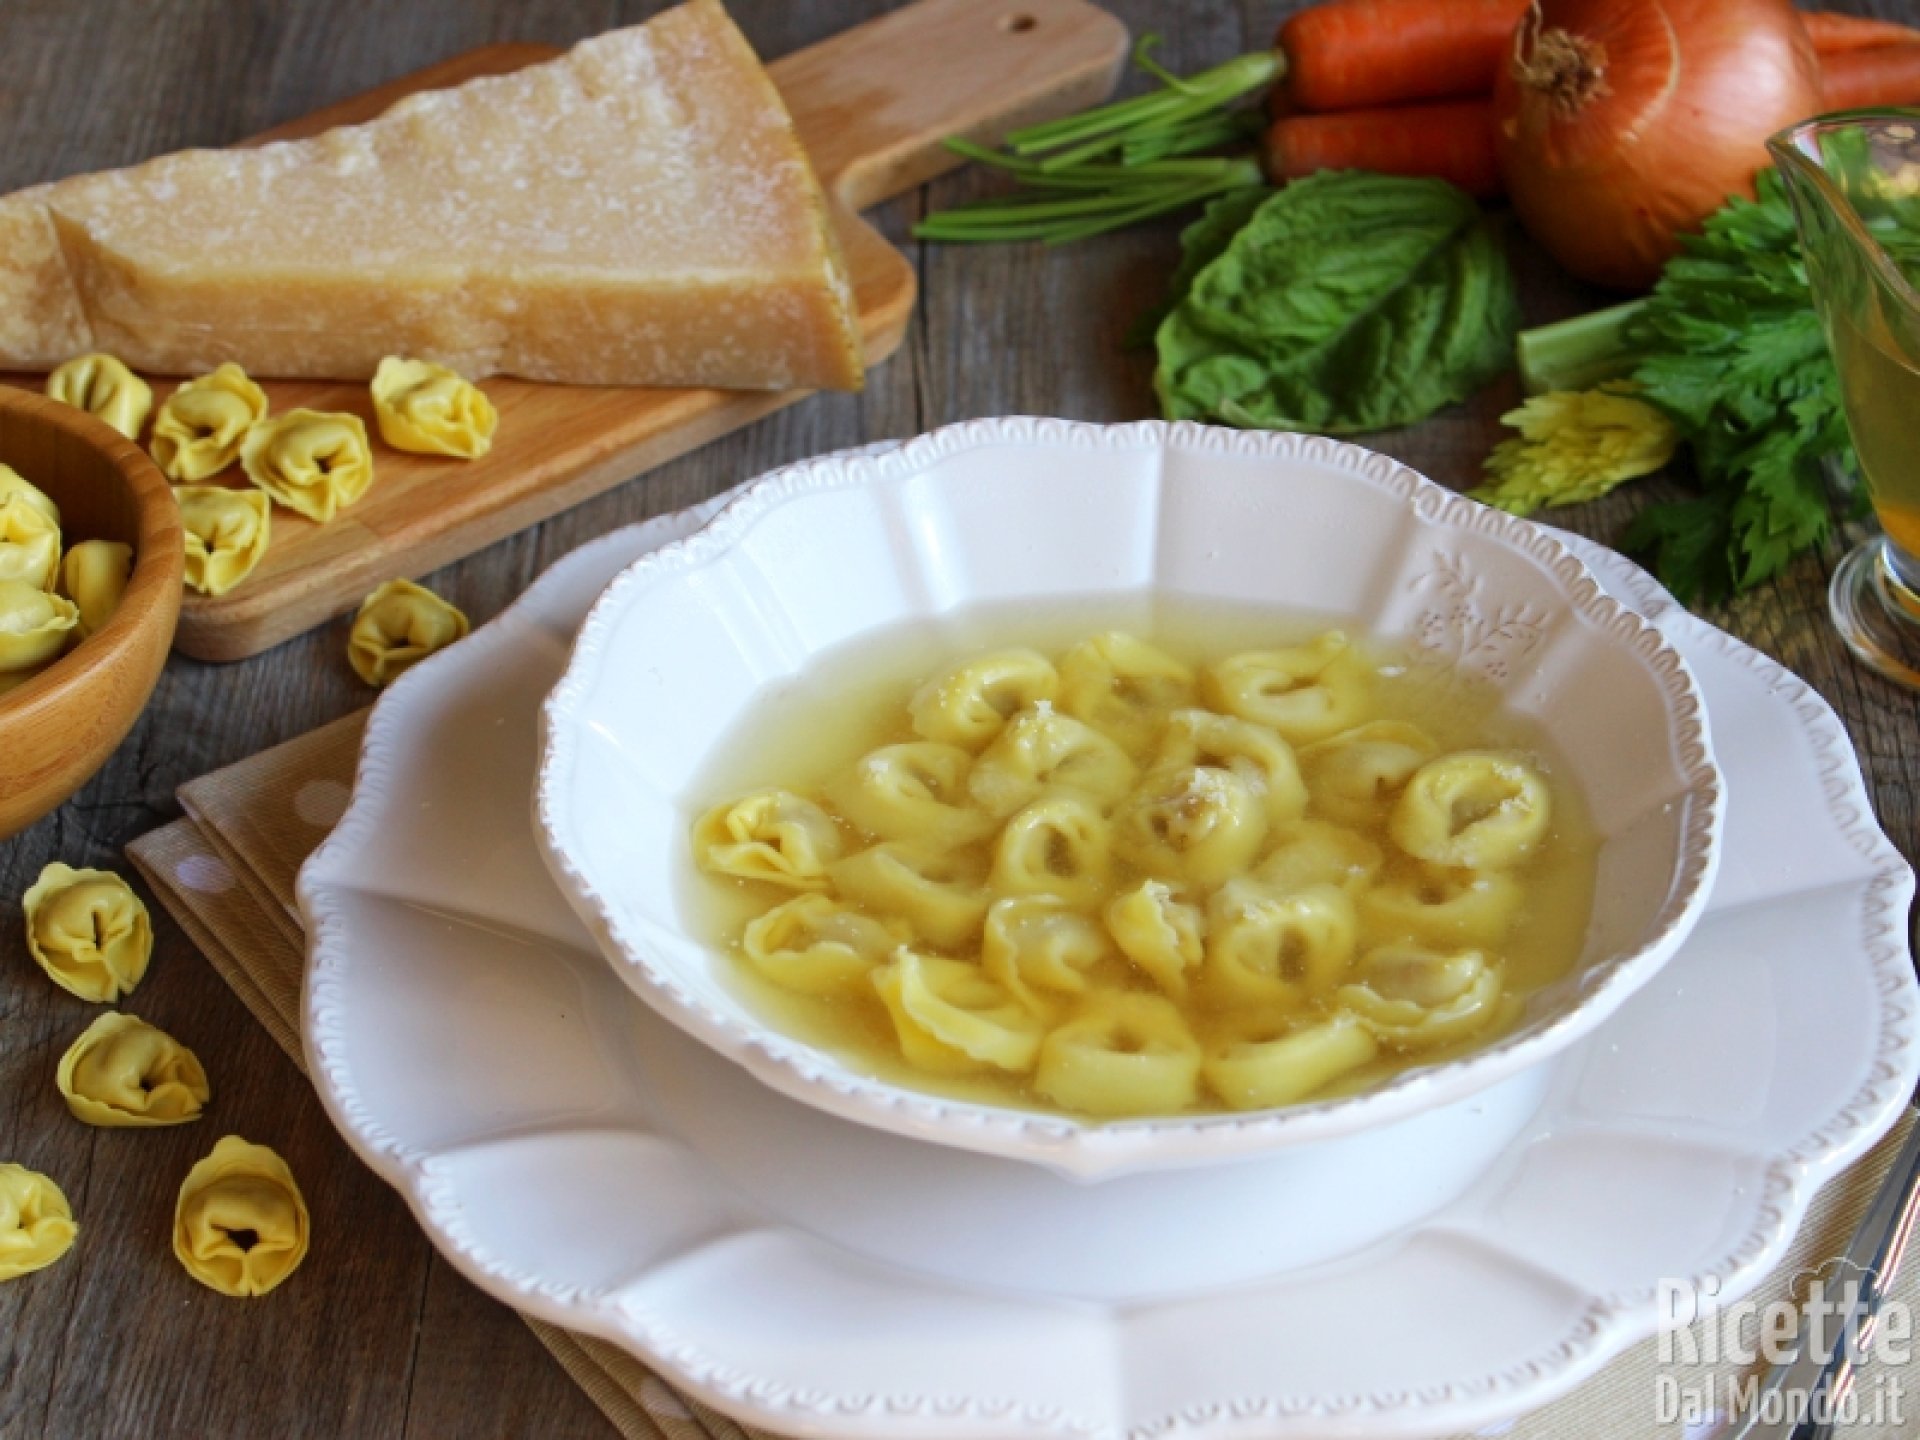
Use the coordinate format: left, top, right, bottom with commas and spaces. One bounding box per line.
683, 596, 1599, 1117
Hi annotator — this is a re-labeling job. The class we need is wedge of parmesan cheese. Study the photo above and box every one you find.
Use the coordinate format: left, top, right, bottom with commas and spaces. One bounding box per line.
0, 0, 864, 391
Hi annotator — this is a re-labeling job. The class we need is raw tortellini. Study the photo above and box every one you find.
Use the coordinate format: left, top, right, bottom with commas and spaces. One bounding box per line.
60, 540, 132, 639
371, 357, 498, 459
56, 1013, 210, 1127
242, 409, 374, 523
47, 352, 153, 440
0, 581, 79, 685
22, 862, 151, 1003
177, 486, 271, 597
698, 629, 1575, 1120
173, 1136, 309, 1297
0, 1164, 78, 1280
0, 465, 58, 526
0, 491, 61, 591
347, 579, 469, 686
151, 363, 268, 482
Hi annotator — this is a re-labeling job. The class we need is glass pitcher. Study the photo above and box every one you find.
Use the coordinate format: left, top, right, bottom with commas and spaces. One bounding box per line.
1770, 113, 1920, 688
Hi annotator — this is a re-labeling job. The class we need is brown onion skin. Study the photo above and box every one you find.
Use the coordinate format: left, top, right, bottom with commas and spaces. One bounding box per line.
1492, 0, 1822, 291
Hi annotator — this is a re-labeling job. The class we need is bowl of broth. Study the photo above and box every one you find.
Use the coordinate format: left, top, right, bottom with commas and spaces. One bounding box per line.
534, 418, 1722, 1179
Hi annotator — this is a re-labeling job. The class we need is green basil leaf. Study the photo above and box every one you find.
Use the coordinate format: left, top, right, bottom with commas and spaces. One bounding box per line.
1153, 172, 1519, 434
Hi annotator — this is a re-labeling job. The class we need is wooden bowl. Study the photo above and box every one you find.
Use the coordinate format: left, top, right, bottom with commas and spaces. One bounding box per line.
0, 388, 182, 839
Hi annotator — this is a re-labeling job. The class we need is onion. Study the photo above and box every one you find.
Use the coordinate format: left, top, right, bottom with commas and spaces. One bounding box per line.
1492, 0, 1822, 290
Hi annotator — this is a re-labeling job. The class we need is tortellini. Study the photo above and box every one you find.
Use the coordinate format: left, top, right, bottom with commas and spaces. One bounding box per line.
872, 950, 1043, 1074
1390, 752, 1552, 870
908, 648, 1057, 749
1359, 863, 1521, 947
1113, 764, 1268, 888
698, 627, 1579, 1120
1204, 1013, 1380, 1111
1155, 709, 1308, 824
1035, 993, 1202, 1116
1202, 632, 1369, 744
968, 704, 1135, 818
241, 409, 374, 523
1338, 944, 1505, 1051
177, 486, 272, 597
1104, 879, 1204, 997
742, 895, 905, 994
991, 793, 1112, 909
370, 356, 498, 459
982, 895, 1113, 1007
1204, 879, 1357, 1007
0, 492, 61, 591
22, 862, 151, 1002
172, 1136, 310, 1297
0, 465, 58, 527
824, 742, 994, 849
694, 790, 842, 891
0, 1164, 78, 1280
830, 843, 988, 948
347, 579, 470, 686
1256, 819, 1384, 895
47, 352, 153, 440
60, 540, 132, 639
0, 581, 79, 678
1056, 631, 1195, 753
1298, 721, 1438, 828
151, 363, 268, 482
56, 1013, 210, 1127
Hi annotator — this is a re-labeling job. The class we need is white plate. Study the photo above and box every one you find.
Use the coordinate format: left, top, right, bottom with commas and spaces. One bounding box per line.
533, 419, 1723, 1177
299, 473, 1918, 1440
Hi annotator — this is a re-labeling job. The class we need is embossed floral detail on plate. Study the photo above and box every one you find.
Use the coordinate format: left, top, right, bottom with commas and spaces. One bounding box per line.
1407, 549, 1553, 685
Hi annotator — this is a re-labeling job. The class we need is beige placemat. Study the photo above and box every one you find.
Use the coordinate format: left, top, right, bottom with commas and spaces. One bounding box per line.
128, 717, 1920, 1440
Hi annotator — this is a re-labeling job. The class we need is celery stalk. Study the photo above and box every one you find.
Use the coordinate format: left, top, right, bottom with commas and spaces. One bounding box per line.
1515, 302, 1647, 395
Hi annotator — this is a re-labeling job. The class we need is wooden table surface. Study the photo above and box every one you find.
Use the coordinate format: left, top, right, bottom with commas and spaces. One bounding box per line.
1, 1, 1915, 1435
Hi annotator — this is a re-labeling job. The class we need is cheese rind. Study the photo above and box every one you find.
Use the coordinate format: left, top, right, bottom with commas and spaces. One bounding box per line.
0, 0, 863, 391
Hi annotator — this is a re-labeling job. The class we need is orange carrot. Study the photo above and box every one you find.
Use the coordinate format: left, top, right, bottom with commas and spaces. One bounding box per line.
1279, 0, 1530, 111
1263, 101, 1502, 198
1802, 11, 1920, 54
1821, 43, 1920, 108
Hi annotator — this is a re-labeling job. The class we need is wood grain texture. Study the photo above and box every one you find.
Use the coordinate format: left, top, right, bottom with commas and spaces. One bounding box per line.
0, 391, 181, 838
0, 2, 1916, 1438
0, 0, 1130, 664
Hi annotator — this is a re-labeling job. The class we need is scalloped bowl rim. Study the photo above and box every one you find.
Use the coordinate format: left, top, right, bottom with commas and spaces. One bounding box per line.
534, 418, 1725, 1177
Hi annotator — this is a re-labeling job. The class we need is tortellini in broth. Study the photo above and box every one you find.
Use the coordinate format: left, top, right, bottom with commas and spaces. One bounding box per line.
693, 619, 1594, 1120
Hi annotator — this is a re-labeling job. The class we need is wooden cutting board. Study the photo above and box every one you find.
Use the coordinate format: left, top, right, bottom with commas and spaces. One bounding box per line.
1, 0, 1127, 661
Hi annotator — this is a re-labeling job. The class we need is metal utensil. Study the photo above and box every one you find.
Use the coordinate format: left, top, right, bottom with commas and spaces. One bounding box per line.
1726, 1119, 1920, 1439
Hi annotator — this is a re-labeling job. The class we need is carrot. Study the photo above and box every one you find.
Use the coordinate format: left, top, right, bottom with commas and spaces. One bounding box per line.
1279, 0, 1530, 111
1821, 43, 1920, 108
1802, 11, 1920, 55
1263, 101, 1502, 198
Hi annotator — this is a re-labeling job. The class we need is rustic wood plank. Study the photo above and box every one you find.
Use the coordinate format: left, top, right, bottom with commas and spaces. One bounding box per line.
2, 2, 1918, 1438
